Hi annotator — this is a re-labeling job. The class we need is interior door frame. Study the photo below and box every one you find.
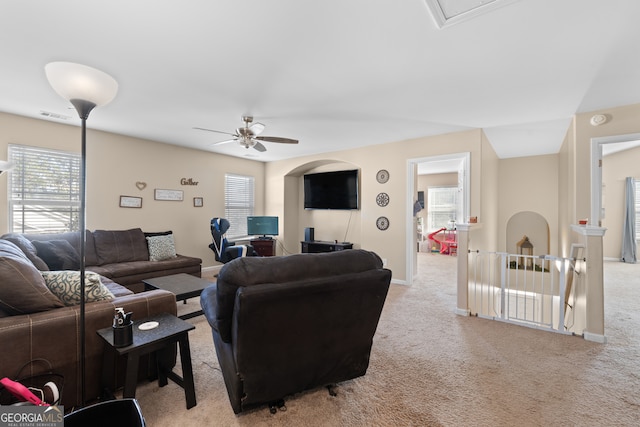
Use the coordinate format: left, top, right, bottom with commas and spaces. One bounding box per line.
591, 132, 640, 226
406, 152, 470, 285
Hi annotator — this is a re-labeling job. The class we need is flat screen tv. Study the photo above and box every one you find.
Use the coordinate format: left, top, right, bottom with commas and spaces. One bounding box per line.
303, 169, 359, 210
247, 216, 279, 237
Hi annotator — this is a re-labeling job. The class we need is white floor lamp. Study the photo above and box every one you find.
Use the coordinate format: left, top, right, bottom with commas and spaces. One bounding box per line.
45, 62, 118, 405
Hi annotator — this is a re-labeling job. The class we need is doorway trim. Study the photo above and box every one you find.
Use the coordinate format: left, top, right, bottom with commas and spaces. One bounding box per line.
590, 133, 640, 226
406, 152, 470, 285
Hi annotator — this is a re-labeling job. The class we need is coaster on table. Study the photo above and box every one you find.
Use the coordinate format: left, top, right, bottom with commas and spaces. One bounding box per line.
138, 321, 159, 330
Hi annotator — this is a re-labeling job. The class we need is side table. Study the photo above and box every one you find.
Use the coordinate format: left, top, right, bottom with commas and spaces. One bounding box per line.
97, 312, 197, 409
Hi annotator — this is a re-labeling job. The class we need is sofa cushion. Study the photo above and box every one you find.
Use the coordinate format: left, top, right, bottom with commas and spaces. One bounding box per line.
215, 249, 384, 343
0, 240, 64, 315
22, 231, 99, 267
41, 271, 115, 306
101, 276, 134, 298
146, 234, 177, 261
1, 234, 49, 271
32, 240, 80, 270
93, 228, 149, 265
95, 256, 199, 278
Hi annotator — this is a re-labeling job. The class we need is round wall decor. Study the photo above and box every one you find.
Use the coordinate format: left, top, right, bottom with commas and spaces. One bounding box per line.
376, 216, 390, 231
376, 169, 389, 184
376, 192, 389, 207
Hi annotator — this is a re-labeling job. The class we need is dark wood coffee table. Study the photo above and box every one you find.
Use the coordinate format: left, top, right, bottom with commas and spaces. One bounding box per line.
142, 273, 214, 319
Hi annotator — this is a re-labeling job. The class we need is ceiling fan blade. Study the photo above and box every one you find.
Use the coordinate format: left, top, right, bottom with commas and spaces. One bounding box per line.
256, 136, 299, 144
253, 141, 267, 152
249, 122, 265, 135
212, 138, 237, 146
193, 126, 237, 137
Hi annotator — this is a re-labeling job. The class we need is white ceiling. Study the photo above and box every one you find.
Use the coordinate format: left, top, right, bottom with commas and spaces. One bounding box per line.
2, 1, 640, 163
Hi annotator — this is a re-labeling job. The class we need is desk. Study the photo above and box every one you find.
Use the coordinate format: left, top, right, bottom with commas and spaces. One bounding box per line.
301, 240, 353, 253
97, 313, 197, 409
250, 239, 276, 256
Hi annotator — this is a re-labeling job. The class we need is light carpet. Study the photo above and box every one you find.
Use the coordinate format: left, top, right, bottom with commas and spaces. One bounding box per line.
134, 254, 639, 426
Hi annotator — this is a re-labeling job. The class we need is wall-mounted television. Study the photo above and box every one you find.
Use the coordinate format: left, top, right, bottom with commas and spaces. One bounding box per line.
247, 216, 279, 237
303, 169, 359, 210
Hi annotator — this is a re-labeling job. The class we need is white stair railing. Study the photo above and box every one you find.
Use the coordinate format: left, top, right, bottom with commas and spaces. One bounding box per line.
468, 251, 577, 335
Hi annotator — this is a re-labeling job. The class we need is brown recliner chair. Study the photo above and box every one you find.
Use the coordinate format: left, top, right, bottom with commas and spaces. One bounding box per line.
200, 249, 391, 414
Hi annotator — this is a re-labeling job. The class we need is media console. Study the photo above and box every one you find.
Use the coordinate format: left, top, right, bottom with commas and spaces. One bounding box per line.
301, 240, 353, 253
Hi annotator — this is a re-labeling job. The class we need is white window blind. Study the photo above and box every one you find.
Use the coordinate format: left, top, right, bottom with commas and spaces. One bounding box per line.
224, 174, 254, 238
427, 186, 458, 231
8, 144, 81, 234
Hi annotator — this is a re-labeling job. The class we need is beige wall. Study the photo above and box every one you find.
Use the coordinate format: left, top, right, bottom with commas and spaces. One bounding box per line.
573, 103, 640, 223
601, 145, 640, 259
266, 129, 490, 283
556, 102, 640, 257
558, 123, 575, 257
0, 112, 265, 269
297, 162, 361, 246
498, 154, 559, 254
480, 130, 500, 252
6, 102, 640, 281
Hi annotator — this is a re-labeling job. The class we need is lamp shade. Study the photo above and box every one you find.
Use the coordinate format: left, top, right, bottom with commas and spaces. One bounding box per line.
0, 160, 14, 172
45, 62, 118, 106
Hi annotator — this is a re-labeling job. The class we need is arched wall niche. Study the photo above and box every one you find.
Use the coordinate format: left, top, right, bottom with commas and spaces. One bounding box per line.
282, 159, 361, 253
506, 211, 550, 256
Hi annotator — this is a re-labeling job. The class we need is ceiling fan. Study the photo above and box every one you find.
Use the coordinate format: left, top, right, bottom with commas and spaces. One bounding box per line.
194, 116, 298, 152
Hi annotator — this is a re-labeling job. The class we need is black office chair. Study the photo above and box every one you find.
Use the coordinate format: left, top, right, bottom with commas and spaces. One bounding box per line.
209, 217, 256, 263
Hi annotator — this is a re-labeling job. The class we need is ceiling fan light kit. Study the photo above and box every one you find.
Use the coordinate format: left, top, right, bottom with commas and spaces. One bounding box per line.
194, 116, 298, 152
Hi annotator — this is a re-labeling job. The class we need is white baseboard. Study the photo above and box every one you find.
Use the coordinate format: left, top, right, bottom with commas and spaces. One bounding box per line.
583, 331, 608, 343
202, 265, 221, 277
455, 308, 471, 316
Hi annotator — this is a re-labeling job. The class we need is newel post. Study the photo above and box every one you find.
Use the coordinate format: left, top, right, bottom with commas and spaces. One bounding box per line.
571, 224, 607, 343
456, 223, 472, 316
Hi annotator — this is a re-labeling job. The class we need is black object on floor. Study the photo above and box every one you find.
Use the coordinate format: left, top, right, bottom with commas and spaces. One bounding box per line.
64, 398, 145, 427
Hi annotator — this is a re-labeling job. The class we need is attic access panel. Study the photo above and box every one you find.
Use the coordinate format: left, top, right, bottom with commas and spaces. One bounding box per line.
425, 0, 521, 28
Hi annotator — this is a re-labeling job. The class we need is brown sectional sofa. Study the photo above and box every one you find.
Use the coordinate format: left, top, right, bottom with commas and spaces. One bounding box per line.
0, 228, 202, 408
10, 228, 202, 293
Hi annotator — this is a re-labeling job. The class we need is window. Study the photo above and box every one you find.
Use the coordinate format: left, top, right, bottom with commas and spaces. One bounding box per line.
224, 174, 254, 238
427, 186, 458, 231
8, 144, 81, 234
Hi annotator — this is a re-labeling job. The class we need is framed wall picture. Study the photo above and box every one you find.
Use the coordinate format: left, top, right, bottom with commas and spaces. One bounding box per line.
193, 197, 203, 207
154, 189, 183, 201
120, 195, 142, 208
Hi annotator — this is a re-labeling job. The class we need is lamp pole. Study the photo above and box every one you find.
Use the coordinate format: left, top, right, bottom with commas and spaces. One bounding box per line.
45, 63, 117, 406
74, 100, 95, 406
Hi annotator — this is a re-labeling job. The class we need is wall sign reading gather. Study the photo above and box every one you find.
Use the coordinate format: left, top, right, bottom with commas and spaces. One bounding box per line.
180, 178, 199, 186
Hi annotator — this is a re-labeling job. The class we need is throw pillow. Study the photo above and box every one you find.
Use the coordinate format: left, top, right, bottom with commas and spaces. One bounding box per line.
41, 271, 115, 306
146, 234, 177, 261
93, 228, 149, 265
32, 240, 80, 270
1, 234, 49, 271
0, 240, 64, 315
